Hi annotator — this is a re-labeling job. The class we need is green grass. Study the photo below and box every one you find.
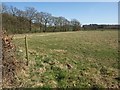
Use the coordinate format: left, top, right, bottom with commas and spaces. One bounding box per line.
13, 30, 119, 88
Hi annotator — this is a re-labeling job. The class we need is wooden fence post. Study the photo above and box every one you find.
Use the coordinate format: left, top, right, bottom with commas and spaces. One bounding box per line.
25, 35, 29, 66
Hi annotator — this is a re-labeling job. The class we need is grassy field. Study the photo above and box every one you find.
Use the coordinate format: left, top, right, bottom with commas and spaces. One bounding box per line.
13, 30, 119, 88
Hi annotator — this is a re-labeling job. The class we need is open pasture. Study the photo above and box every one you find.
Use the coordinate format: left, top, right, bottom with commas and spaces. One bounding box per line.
13, 30, 119, 88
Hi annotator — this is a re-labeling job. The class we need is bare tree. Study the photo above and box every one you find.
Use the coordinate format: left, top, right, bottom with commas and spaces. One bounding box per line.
2, 4, 82, 33
25, 7, 37, 31
52, 17, 59, 32
2, 4, 9, 14
9, 6, 19, 16
57, 16, 70, 31
42, 12, 52, 32
35, 12, 44, 32
71, 19, 81, 31
62, 18, 70, 31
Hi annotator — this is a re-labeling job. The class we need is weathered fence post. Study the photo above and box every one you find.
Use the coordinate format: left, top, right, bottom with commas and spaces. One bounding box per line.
25, 35, 29, 66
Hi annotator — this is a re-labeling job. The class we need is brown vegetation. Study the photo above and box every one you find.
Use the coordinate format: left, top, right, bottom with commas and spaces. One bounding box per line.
2, 30, 25, 88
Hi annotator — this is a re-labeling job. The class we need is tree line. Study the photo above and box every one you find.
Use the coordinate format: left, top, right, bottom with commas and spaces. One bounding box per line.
83, 24, 118, 30
2, 4, 81, 34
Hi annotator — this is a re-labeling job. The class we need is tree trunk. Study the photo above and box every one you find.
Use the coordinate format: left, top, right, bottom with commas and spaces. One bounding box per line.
53, 26, 56, 32
39, 23, 42, 32
29, 20, 31, 31
44, 22, 47, 33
